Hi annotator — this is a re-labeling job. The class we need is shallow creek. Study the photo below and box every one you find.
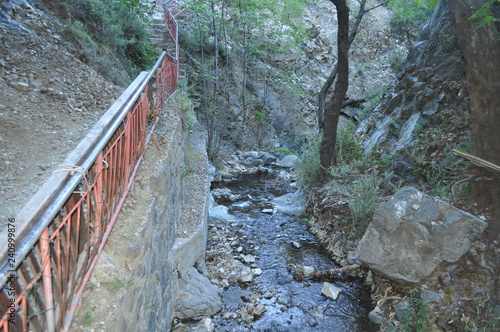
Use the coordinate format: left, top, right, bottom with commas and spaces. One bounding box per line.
209, 172, 377, 331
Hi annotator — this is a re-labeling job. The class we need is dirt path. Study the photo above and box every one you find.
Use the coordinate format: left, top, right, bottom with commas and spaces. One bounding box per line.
0, 4, 122, 229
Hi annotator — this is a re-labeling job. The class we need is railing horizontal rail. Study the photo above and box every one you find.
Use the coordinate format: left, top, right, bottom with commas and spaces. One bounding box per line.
0, 4, 179, 331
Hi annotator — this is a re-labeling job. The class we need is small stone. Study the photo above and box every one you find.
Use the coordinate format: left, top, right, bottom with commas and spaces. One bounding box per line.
263, 291, 273, 299
369, 310, 385, 325
239, 273, 253, 283
347, 251, 362, 265
194, 317, 214, 332
262, 208, 273, 214
292, 241, 301, 249
251, 268, 262, 276
421, 290, 443, 304
394, 299, 411, 322
10, 81, 30, 91
241, 254, 256, 264
438, 272, 452, 285
247, 304, 266, 317
303, 266, 315, 278
321, 282, 341, 301
236, 246, 243, 253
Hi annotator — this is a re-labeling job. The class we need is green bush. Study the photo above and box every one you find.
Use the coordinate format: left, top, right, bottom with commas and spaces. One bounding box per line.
336, 121, 363, 164
349, 174, 383, 236
173, 80, 197, 132
59, 0, 157, 85
387, 0, 438, 39
296, 134, 323, 188
401, 289, 432, 332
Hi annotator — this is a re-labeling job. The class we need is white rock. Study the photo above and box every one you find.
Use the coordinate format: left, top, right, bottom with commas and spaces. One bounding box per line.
239, 273, 253, 283
251, 268, 262, 276
303, 266, 315, 278
292, 241, 301, 248
241, 254, 256, 264
321, 282, 341, 301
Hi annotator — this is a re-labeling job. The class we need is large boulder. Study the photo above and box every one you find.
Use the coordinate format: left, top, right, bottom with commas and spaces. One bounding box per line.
174, 267, 223, 320
356, 186, 487, 285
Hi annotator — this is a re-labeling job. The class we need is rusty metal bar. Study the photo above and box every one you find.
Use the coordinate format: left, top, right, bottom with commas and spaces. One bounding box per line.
40, 229, 55, 332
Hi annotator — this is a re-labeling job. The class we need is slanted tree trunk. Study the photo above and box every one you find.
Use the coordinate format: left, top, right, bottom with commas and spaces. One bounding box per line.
319, 0, 349, 174
318, 0, 386, 129
449, 0, 500, 239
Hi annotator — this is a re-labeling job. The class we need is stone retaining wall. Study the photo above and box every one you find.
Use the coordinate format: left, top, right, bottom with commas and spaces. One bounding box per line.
99, 116, 212, 331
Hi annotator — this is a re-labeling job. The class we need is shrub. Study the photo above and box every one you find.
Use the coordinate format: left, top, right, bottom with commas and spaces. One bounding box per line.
296, 134, 323, 188
58, 0, 156, 85
387, 0, 438, 40
173, 80, 197, 131
349, 174, 383, 236
401, 289, 432, 332
336, 121, 363, 164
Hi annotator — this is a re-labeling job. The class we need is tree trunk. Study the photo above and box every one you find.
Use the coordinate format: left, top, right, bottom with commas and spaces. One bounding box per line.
448, 0, 500, 238
320, 0, 349, 173
318, 0, 374, 129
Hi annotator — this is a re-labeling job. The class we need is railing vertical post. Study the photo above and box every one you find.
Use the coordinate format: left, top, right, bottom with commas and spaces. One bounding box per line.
124, 113, 132, 183
40, 229, 55, 332
94, 154, 104, 246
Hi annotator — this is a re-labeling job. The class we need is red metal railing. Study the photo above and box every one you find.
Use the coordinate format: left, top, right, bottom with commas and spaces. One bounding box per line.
0, 5, 179, 332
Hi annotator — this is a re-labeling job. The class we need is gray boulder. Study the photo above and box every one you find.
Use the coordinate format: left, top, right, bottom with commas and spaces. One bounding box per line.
272, 191, 306, 216
356, 186, 487, 285
258, 152, 277, 165
174, 267, 223, 320
276, 155, 300, 168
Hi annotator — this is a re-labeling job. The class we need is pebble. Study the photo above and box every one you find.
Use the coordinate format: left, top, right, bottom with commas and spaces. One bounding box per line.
303, 266, 315, 278
292, 241, 301, 248
251, 268, 262, 276
321, 282, 341, 301
369, 310, 385, 325
241, 254, 256, 264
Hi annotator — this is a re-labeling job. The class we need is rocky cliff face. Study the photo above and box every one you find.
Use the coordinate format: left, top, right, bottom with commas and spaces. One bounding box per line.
356, 0, 466, 155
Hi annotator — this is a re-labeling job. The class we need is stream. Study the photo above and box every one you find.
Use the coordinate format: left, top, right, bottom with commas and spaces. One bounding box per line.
208, 171, 377, 331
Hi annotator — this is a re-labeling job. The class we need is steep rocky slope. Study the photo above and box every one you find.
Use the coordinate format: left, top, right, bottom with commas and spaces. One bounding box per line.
0, 0, 122, 228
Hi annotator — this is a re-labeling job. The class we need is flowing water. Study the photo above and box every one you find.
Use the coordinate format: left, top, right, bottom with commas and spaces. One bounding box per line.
209, 172, 377, 331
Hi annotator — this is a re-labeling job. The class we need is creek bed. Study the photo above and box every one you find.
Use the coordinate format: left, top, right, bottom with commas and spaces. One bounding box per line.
208, 171, 377, 331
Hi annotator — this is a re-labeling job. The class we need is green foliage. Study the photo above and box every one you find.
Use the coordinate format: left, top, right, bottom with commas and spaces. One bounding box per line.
359, 87, 384, 120
254, 109, 268, 124
387, 0, 438, 39
469, 0, 500, 29
349, 174, 383, 236
81, 306, 96, 327
262, 146, 296, 155
296, 134, 324, 188
401, 289, 432, 332
173, 80, 197, 132
336, 121, 363, 164
111, 278, 132, 290
63, 0, 157, 85
409, 137, 471, 199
